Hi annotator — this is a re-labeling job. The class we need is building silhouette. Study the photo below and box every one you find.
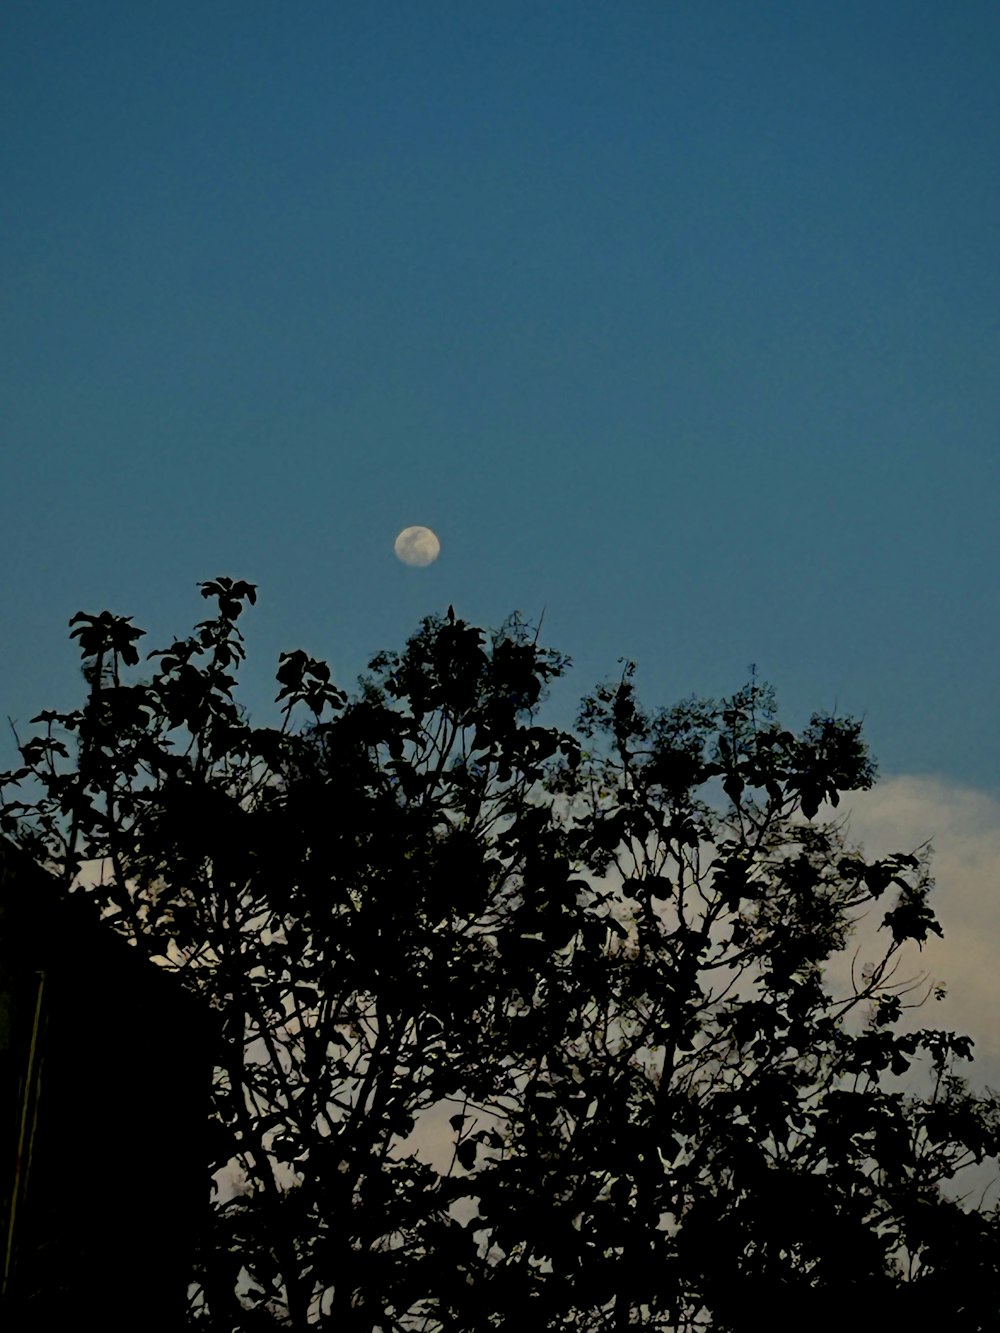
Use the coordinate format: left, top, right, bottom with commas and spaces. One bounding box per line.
0, 841, 213, 1329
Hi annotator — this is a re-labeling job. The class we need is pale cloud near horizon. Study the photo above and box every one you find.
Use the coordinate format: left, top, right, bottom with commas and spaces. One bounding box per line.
402, 774, 1000, 1179
836, 774, 1000, 1087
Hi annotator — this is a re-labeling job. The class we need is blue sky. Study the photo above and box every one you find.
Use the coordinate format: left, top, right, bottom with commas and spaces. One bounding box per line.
3, 0, 999, 791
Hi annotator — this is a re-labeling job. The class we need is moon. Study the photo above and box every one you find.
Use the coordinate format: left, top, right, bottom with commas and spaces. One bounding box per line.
394, 526, 441, 567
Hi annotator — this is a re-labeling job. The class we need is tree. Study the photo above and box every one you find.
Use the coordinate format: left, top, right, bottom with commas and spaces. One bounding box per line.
2, 577, 999, 1329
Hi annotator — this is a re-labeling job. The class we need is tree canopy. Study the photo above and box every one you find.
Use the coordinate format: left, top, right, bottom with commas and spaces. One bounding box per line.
2, 577, 999, 1329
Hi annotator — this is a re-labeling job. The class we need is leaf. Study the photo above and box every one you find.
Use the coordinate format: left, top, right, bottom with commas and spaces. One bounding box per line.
456, 1140, 478, 1171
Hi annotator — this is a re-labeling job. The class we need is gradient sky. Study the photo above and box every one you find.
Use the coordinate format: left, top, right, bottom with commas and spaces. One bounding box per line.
3, 1, 999, 794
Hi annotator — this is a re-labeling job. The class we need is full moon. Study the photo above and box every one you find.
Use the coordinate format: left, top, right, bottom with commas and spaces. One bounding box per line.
394, 525, 441, 567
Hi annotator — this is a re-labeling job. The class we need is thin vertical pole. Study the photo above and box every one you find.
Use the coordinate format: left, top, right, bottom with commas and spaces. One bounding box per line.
2, 970, 46, 1298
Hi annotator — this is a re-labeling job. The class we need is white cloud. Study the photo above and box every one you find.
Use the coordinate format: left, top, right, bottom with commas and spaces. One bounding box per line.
836, 774, 1000, 1087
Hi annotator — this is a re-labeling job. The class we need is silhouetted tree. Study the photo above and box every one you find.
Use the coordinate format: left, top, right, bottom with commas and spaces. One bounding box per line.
2, 578, 999, 1329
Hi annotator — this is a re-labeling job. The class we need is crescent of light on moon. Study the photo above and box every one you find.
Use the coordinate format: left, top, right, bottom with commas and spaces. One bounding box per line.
394, 526, 441, 567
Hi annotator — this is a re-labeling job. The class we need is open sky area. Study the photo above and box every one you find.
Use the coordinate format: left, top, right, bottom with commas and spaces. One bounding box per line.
3, 3, 1000, 1071
4, 0, 999, 776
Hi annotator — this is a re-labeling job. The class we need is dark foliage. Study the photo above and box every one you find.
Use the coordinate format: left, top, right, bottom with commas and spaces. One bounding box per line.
2, 578, 999, 1329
